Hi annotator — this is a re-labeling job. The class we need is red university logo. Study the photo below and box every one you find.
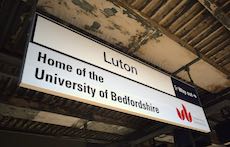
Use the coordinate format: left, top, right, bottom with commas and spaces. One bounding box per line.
176, 104, 192, 122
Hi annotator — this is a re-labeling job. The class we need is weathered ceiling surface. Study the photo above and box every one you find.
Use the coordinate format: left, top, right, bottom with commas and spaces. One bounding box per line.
0, 0, 230, 146
38, 0, 147, 50
37, 0, 230, 93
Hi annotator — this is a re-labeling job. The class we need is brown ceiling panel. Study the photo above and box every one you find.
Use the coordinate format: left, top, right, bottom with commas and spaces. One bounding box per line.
180, 16, 215, 42
174, 10, 208, 38
157, 0, 195, 27
150, 0, 181, 23
187, 21, 222, 46
168, 2, 204, 33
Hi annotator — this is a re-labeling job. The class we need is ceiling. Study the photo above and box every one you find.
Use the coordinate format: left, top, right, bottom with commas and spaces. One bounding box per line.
0, 0, 229, 146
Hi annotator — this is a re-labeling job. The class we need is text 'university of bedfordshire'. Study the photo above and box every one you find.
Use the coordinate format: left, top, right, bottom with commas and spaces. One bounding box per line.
34, 50, 159, 114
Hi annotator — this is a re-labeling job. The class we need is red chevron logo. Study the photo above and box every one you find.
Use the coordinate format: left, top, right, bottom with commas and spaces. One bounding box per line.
176, 104, 192, 122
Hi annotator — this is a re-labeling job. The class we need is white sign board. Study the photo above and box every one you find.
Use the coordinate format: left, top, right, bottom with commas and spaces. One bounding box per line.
20, 14, 210, 133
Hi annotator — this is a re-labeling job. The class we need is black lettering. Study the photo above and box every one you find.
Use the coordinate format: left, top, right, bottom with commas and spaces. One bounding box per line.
111, 91, 117, 101
130, 100, 135, 106
58, 77, 65, 86
135, 101, 138, 107
54, 74, 57, 84
77, 84, 83, 91
123, 96, 128, 104
119, 60, 123, 69
156, 108, 159, 113
37, 52, 72, 72
48, 58, 54, 66
138, 100, 142, 108
35, 68, 44, 80
45, 74, 53, 83
104, 52, 111, 64
66, 65, 72, 72
104, 52, 137, 75
65, 80, 72, 88
124, 63, 130, 71
117, 96, 122, 103
131, 66, 138, 75
72, 82, 77, 90
112, 58, 118, 67
38, 52, 46, 63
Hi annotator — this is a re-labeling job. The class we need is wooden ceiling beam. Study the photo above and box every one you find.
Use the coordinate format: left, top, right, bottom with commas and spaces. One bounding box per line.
197, 0, 230, 31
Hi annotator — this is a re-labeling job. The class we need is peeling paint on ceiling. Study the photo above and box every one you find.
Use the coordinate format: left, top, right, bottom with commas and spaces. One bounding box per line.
85, 21, 101, 32
103, 7, 118, 17
37, 0, 147, 49
71, 0, 96, 14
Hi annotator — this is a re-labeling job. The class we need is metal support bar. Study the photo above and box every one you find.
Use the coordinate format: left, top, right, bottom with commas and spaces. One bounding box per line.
185, 66, 194, 84
173, 57, 201, 76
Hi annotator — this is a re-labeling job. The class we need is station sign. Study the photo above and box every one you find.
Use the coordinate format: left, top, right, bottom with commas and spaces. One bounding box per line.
20, 13, 210, 133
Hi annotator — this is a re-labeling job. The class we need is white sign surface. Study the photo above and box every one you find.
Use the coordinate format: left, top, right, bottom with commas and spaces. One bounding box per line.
20, 14, 210, 133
